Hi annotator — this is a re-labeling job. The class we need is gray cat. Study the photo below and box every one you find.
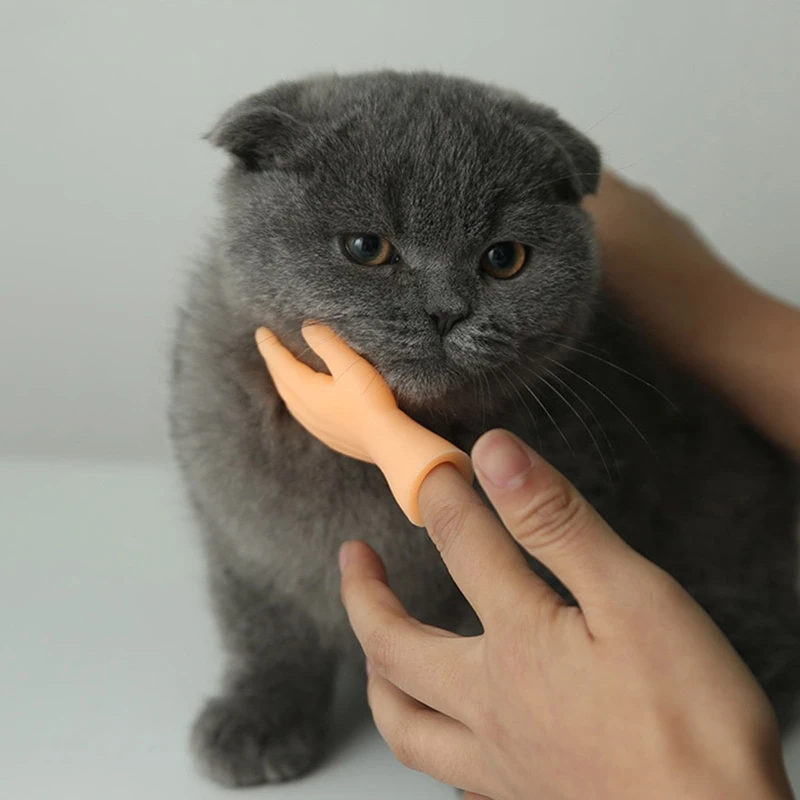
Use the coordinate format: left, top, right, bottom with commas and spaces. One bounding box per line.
170, 71, 800, 787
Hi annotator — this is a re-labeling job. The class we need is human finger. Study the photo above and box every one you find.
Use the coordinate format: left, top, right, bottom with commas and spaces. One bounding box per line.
340, 541, 477, 723
367, 670, 490, 795
472, 429, 641, 624
417, 465, 561, 624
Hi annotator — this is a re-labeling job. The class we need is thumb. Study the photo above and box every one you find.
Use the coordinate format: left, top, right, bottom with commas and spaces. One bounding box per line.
471, 429, 640, 619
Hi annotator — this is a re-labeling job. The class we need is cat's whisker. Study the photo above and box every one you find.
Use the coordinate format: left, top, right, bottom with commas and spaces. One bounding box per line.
545, 356, 654, 453
490, 365, 512, 404
293, 331, 342, 362
582, 106, 621, 135
612, 159, 643, 173
360, 371, 379, 397
474, 370, 483, 429
527, 170, 603, 195
515, 356, 611, 466
478, 370, 490, 431
537, 371, 613, 485
509, 368, 574, 456
546, 340, 678, 410
500, 366, 541, 449
545, 331, 611, 356
255, 331, 279, 348
540, 363, 620, 481
333, 357, 364, 384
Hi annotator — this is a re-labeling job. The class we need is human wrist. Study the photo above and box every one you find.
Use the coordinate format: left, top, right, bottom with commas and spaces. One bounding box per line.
682, 729, 794, 800
711, 758, 795, 800
641, 759, 792, 800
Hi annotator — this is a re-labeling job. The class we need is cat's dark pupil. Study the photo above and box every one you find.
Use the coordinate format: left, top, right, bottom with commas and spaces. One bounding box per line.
353, 235, 382, 261
487, 243, 517, 271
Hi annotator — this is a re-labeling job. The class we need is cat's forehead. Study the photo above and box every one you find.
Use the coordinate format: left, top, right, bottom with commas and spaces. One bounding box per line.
312, 92, 540, 243
341, 86, 515, 166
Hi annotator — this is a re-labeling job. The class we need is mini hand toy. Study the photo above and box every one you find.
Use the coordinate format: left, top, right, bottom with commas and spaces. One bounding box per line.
255, 325, 473, 525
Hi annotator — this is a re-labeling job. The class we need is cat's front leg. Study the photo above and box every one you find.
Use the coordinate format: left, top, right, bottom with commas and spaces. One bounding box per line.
191, 561, 335, 787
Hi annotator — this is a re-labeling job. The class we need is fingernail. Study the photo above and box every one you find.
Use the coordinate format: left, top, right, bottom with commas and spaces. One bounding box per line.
338, 542, 352, 573
473, 431, 534, 488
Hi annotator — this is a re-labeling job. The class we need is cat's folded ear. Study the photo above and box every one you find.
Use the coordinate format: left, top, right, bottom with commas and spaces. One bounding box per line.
509, 102, 601, 203
533, 122, 601, 202
206, 92, 311, 171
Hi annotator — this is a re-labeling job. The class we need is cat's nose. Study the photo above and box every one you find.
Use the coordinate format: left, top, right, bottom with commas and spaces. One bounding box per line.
429, 309, 466, 338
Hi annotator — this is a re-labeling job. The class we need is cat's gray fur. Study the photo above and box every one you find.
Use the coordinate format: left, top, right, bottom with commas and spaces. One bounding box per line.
170, 71, 800, 787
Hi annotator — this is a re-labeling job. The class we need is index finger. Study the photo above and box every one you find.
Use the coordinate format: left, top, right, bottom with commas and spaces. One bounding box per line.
418, 465, 554, 624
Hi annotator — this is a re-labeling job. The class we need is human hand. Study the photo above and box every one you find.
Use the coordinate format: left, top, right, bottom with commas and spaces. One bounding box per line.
339, 429, 793, 800
255, 325, 472, 524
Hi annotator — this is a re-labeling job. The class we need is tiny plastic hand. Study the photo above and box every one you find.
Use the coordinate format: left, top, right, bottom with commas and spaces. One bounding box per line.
255, 324, 473, 525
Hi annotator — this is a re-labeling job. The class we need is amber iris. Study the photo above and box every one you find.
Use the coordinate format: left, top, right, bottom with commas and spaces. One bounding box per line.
481, 241, 527, 278
343, 234, 398, 266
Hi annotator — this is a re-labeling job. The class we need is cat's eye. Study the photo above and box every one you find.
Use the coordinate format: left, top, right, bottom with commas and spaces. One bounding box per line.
342, 234, 398, 267
480, 241, 527, 279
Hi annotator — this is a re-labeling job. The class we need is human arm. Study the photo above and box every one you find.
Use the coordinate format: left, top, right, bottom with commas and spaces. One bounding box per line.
584, 172, 800, 460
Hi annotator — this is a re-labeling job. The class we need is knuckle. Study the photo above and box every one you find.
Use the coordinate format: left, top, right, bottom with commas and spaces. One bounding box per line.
363, 624, 398, 674
424, 495, 470, 555
650, 565, 690, 608
513, 478, 588, 553
386, 720, 419, 769
367, 681, 421, 770
606, 561, 684, 633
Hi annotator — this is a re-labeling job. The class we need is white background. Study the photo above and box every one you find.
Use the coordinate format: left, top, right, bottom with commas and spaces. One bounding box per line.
1, 0, 798, 461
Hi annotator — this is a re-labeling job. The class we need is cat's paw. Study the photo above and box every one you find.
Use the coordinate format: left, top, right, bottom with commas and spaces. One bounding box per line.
191, 695, 325, 787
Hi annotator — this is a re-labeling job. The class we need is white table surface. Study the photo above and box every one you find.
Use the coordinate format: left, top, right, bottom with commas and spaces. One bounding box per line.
1, 457, 798, 799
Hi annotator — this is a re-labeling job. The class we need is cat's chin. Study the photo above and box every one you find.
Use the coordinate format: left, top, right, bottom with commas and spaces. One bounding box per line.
392, 385, 457, 414
379, 359, 458, 400
387, 366, 491, 421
